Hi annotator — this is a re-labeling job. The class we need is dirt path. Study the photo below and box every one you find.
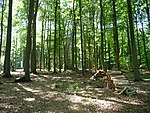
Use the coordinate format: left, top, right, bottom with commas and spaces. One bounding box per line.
0, 71, 150, 113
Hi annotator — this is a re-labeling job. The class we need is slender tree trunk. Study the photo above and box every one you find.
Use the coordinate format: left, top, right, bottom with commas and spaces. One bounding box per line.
88, 32, 91, 70
40, 21, 44, 70
127, 0, 141, 81
92, 6, 96, 72
100, 0, 104, 71
135, 13, 141, 66
58, 0, 61, 72
88, 6, 92, 70
141, 23, 149, 70
47, 16, 51, 71
83, 27, 87, 69
108, 38, 111, 70
54, 0, 58, 73
0, 0, 5, 60
62, 22, 66, 71
72, 0, 76, 70
79, 0, 84, 74
127, 21, 132, 63
65, 22, 70, 70
74, 12, 77, 71
145, 0, 150, 28
3, 0, 13, 77
31, 0, 39, 74
112, 0, 120, 70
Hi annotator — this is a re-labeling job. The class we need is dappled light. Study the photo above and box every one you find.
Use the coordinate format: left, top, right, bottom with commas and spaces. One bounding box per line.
0, 0, 150, 112
107, 97, 143, 105
1, 70, 150, 112
17, 83, 41, 93
23, 98, 35, 102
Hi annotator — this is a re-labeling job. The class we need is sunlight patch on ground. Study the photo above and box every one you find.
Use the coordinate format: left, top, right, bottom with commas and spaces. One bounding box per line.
136, 90, 150, 95
107, 97, 143, 105
13, 87, 21, 91
11, 71, 24, 75
23, 98, 35, 102
90, 99, 121, 110
33, 77, 47, 82
51, 76, 72, 80
30, 73, 38, 77
18, 83, 41, 93
69, 104, 80, 111
41, 91, 59, 100
77, 90, 87, 94
68, 95, 83, 103
67, 94, 121, 110
42, 75, 50, 78
0, 103, 16, 109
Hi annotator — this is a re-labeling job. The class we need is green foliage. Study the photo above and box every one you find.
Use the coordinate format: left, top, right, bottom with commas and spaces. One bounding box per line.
1, 0, 149, 71
68, 82, 80, 91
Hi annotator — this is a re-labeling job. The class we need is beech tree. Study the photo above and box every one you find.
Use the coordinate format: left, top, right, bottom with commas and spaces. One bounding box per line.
3, 0, 13, 77
127, 0, 141, 81
0, 0, 149, 78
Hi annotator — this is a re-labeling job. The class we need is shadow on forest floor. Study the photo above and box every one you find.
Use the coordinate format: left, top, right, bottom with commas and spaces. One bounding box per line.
0, 69, 150, 113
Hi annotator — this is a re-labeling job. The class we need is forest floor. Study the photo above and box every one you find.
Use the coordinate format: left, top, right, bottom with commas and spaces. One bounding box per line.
0, 69, 150, 113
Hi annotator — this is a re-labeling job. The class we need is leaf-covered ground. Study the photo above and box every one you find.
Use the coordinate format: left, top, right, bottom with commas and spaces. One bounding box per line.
0, 70, 150, 113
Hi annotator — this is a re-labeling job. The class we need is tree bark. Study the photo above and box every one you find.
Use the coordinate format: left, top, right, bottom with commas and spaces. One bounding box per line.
127, 21, 132, 63
112, 0, 120, 70
0, 0, 5, 60
40, 20, 44, 70
79, 0, 84, 74
127, 0, 141, 81
54, 0, 58, 73
145, 0, 150, 29
100, 0, 105, 71
58, 0, 61, 72
3, 0, 13, 77
141, 23, 149, 70
72, 0, 76, 70
31, 0, 39, 74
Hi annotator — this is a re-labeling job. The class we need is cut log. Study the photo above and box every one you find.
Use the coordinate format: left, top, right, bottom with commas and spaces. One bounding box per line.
107, 71, 122, 75
90, 70, 106, 80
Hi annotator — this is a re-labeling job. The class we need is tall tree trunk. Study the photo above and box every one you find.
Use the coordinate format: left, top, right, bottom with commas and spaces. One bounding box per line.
3, 0, 13, 77
88, 3, 92, 70
88, 32, 91, 70
24, 0, 34, 79
135, 12, 141, 66
92, 5, 96, 72
22, 0, 34, 81
79, 0, 84, 74
58, 0, 61, 72
127, 0, 141, 81
141, 23, 149, 70
40, 21, 44, 70
108, 38, 111, 70
54, 0, 58, 73
47, 16, 51, 71
72, 0, 76, 70
31, 0, 39, 74
0, 0, 5, 60
100, 0, 104, 71
112, 0, 120, 70
127, 21, 132, 63
74, 10, 77, 71
145, 0, 150, 28
62, 22, 67, 71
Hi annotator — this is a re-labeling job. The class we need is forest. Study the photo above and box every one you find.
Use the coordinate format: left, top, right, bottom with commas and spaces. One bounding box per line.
0, 0, 150, 112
